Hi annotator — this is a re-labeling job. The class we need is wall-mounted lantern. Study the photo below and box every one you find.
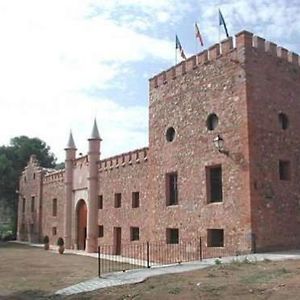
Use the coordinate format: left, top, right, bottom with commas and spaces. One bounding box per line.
213, 135, 229, 155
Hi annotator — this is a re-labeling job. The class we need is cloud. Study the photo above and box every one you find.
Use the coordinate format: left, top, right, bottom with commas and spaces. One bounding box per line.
0, 0, 299, 163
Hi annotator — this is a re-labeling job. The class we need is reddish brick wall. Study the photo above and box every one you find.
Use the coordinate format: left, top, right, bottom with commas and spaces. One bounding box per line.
42, 171, 65, 245
148, 35, 252, 254
97, 148, 150, 247
17, 31, 300, 257
18, 155, 44, 243
246, 35, 300, 251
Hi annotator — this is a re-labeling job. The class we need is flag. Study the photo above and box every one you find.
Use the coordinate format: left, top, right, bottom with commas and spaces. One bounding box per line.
219, 9, 229, 38
175, 35, 186, 60
195, 22, 204, 46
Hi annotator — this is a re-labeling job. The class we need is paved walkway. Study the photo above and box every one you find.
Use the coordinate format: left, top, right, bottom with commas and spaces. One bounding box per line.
54, 250, 300, 296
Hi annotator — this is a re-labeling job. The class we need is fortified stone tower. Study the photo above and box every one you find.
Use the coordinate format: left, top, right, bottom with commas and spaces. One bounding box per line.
64, 131, 76, 249
86, 119, 102, 252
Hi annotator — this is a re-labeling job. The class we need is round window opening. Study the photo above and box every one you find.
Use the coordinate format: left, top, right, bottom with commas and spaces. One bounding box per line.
206, 113, 219, 131
166, 127, 176, 142
278, 113, 289, 130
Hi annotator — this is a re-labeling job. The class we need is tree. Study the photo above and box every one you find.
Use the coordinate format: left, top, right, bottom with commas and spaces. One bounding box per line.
0, 136, 56, 236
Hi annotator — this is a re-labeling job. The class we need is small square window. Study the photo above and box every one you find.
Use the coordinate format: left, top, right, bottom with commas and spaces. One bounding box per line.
166, 173, 178, 206
52, 227, 57, 236
132, 192, 140, 208
130, 227, 139, 241
98, 195, 103, 209
279, 160, 290, 180
207, 229, 224, 247
98, 225, 104, 238
114, 193, 121, 208
166, 228, 179, 244
206, 165, 223, 203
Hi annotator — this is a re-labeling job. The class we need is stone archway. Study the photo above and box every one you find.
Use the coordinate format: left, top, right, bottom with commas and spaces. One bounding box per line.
76, 199, 87, 250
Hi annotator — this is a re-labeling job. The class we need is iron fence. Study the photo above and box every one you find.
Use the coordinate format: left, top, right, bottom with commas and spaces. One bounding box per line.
97, 236, 252, 276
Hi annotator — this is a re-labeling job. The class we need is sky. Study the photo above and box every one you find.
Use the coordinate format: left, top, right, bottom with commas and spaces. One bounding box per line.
0, 0, 300, 163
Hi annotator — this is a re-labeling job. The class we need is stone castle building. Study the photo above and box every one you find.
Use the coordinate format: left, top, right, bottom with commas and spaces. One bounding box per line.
17, 31, 300, 256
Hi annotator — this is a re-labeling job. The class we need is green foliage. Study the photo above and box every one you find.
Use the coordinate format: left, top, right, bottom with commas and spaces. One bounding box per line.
214, 258, 222, 265
57, 237, 64, 246
0, 136, 56, 235
43, 235, 49, 244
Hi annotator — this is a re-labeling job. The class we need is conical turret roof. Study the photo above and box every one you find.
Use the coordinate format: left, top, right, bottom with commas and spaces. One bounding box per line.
65, 131, 77, 149
89, 119, 102, 140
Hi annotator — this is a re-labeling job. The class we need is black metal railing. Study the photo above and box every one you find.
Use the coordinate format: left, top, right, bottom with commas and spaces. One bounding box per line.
98, 240, 203, 276
97, 235, 252, 276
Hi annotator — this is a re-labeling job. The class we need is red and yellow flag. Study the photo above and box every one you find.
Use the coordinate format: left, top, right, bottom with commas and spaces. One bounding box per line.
195, 22, 204, 46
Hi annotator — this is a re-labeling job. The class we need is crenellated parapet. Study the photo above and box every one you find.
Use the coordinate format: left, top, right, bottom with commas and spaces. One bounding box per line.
43, 169, 64, 184
150, 30, 300, 89
98, 147, 148, 173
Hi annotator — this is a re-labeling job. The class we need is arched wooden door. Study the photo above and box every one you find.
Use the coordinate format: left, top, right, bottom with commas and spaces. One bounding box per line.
76, 200, 87, 250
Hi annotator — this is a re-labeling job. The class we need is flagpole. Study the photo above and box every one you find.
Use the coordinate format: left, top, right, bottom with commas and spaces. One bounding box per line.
175, 34, 177, 65
218, 9, 221, 44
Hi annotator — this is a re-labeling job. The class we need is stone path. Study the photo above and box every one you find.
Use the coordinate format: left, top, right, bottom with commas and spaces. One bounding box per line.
55, 250, 300, 296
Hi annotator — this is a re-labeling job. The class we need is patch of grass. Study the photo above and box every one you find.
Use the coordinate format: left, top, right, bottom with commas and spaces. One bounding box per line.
168, 287, 181, 294
201, 284, 227, 295
241, 267, 290, 284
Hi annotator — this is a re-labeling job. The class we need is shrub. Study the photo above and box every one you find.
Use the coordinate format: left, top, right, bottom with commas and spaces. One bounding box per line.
43, 235, 49, 244
57, 237, 64, 247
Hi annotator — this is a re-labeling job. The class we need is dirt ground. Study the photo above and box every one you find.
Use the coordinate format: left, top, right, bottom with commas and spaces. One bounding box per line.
1, 242, 300, 300
0, 242, 99, 299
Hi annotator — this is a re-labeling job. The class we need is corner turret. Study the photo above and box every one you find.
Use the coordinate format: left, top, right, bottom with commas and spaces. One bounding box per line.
86, 119, 102, 252
64, 131, 77, 249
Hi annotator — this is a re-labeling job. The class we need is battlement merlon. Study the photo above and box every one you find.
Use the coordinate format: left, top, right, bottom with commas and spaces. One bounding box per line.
98, 147, 148, 172
149, 30, 300, 89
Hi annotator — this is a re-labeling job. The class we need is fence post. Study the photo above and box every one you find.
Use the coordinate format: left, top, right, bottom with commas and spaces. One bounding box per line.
98, 246, 101, 278
147, 241, 150, 268
199, 237, 202, 261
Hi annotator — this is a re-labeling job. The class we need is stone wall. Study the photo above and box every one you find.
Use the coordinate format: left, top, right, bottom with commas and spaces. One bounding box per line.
244, 32, 300, 250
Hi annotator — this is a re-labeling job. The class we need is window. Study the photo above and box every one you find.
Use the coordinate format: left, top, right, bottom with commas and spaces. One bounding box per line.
206, 113, 219, 130
279, 160, 290, 180
166, 172, 178, 206
52, 199, 57, 216
98, 225, 104, 238
278, 113, 289, 130
31, 196, 35, 212
207, 229, 224, 247
166, 228, 179, 244
52, 227, 57, 236
132, 192, 140, 208
130, 227, 140, 241
98, 195, 103, 209
114, 193, 122, 208
166, 127, 176, 142
206, 165, 223, 203
22, 198, 26, 213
